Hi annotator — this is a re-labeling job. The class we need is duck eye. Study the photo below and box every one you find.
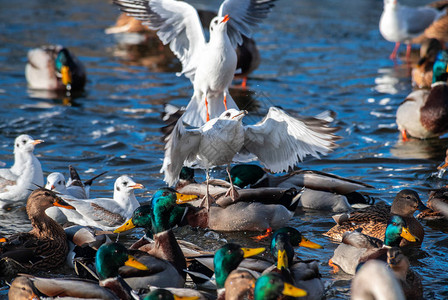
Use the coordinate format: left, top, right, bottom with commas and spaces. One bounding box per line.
406, 196, 411, 199
162, 191, 168, 197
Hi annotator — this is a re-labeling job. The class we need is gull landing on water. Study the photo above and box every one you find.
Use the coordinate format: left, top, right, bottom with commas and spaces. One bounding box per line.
113, 0, 276, 127
161, 108, 340, 210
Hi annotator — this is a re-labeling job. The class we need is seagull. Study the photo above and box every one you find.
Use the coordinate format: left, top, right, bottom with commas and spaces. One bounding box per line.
161, 108, 339, 209
0, 134, 44, 208
45, 175, 144, 231
379, 0, 446, 60
45, 167, 107, 199
113, 0, 276, 126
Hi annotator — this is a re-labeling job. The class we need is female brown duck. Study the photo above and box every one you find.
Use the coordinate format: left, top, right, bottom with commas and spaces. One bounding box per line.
0, 188, 75, 277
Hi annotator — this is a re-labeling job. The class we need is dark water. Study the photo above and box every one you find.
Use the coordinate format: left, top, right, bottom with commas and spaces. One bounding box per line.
1, 0, 448, 298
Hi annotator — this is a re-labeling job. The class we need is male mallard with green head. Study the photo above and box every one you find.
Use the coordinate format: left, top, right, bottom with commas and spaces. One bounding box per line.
397, 50, 448, 140
329, 215, 417, 275
324, 189, 426, 247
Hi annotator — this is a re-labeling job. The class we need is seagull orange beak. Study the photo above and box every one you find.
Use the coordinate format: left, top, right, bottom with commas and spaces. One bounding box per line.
231, 110, 248, 119
32, 139, 44, 145
51, 185, 55, 190
221, 14, 230, 23
130, 183, 144, 190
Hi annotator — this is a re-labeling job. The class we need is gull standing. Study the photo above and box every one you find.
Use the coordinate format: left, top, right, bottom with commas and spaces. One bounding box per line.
113, 0, 276, 126
162, 108, 339, 209
379, 0, 447, 60
45, 175, 143, 231
0, 135, 44, 208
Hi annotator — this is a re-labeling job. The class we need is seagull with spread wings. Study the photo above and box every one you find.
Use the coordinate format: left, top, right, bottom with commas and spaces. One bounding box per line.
161, 108, 340, 209
113, 0, 276, 126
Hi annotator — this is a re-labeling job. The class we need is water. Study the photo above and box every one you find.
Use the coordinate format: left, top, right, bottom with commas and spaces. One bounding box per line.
1, 0, 448, 298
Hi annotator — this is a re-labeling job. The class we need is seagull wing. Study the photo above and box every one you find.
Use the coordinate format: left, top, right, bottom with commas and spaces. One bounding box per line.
218, 0, 276, 48
161, 118, 202, 186
113, 0, 206, 81
243, 107, 339, 173
401, 6, 440, 34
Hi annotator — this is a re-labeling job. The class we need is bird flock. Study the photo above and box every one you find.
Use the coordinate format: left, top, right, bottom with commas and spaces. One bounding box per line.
1, 0, 448, 299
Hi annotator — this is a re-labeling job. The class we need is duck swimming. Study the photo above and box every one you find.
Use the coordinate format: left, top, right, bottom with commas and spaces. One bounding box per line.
0, 188, 75, 278
329, 215, 417, 275
324, 189, 426, 247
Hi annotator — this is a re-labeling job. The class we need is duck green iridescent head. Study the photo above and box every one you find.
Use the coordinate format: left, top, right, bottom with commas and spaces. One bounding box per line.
384, 215, 417, 247
95, 243, 148, 280
55, 48, 77, 88
229, 164, 265, 188
214, 243, 265, 289
114, 204, 152, 234
254, 273, 307, 300
143, 289, 199, 300
270, 227, 323, 270
432, 50, 448, 83
150, 187, 198, 234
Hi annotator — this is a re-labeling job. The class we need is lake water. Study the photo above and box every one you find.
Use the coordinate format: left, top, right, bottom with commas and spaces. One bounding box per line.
1, 0, 448, 298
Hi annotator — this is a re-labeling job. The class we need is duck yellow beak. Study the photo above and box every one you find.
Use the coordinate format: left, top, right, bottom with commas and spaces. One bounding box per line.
32, 139, 44, 145
53, 197, 75, 210
175, 192, 199, 204
125, 255, 149, 270
173, 296, 200, 300
130, 183, 144, 190
400, 227, 417, 242
114, 218, 135, 233
283, 282, 307, 297
0, 237, 6, 243
221, 14, 230, 23
299, 237, 323, 249
277, 249, 288, 270
241, 247, 265, 258
61, 65, 72, 86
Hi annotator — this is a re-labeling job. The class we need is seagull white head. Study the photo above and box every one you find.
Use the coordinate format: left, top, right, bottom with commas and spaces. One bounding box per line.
210, 14, 230, 35
14, 134, 44, 154
384, 0, 397, 8
114, 175, 144, 196
45, 172, 67, 193
218, 109, 247, 121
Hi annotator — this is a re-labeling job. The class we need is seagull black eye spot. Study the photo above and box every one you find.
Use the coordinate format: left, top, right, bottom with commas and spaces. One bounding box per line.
58, 181, 61, 185
122, 181, 128, 186
22, 140, 26, 144
116, 186, 121, 191
16, 143, 19, 147
225, 112, 231, 117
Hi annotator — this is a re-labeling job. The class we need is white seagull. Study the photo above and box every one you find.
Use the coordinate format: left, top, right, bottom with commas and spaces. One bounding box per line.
161, 108, 339, 209
113, 0, 276, 126
45, 175, 143, 231
0, 134, 44, 208
379, 0, 446, 60
45, 167, 107, 199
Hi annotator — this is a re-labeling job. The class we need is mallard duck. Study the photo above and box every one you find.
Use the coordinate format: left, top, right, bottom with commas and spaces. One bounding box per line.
351, 260, 406, 300
45, 166, 107, 199
25, 45, 86, 91
46, 175, 143, 230
379, 0, 446, 60
143, 289, 200, 300
416, 186, 448, 221
228, 164, 374, 212
8, 242, 149, 300
0, 188, 75, 278
324, 189, 426, 247
172, 186, 300, 231
234, 35, 260, 88
114, 187, 198, 289
329, 215, 417, 275
397, 50, 448, 140
387, 247, 423, 300
411, 38, 443, 88
0, 134, 44, 208
254, 273, 307, 300
261, 227, 324, 300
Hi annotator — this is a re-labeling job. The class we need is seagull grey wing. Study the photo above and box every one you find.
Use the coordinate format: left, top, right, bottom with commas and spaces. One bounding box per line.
219, 0, 276, 48
161, 118, 202, 186
243, 107, 339, 173
113, 0, 205, 81
403, 6, 439, 34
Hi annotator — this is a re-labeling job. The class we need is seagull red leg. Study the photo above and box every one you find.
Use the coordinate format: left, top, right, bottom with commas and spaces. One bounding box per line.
390, 42, 400, 60
405, 44, 412, 62
223, 92, 228, 110
224, 164, 239, 201
205, 96, 210, 122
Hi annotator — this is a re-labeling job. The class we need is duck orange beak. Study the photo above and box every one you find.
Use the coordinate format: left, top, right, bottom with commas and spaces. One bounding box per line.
32, 139, 44, 145
0, 237, 6, 243
221, 14, 230, 23
130, 183, 144, 190
400, 227, 417, 242
438, 161, 448, 170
